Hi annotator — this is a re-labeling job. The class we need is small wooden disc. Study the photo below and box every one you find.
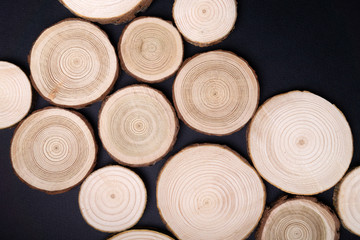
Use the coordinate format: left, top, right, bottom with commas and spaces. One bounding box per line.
79, 165, 147, 232
248, 91, 353, 195
99, 85, 178, 166
0, 61, 32, 129
334, 167, 360, 236
173, 50, 259, 135
30, 19, 119, 108
173, 0, 237, 47
11, 107, 97, 193
109, 229, 174, 240
257, 197, 340, 240
119, 17, 183, 83
157, 144, 265, 240
59, 0, 153, 24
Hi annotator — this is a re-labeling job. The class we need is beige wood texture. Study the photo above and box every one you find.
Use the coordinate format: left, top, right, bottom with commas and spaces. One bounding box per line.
119, 17, 183, 83
157, 144, 265, 240
29, 19, 118, 108
173, 50, 259, 135
79, 165, 146, 232
108, 229, 174, 240
248, 91, 353, 195
99, 85, 178, 167
257, 197, 340, 240
59, 0, 153, 24
334, 167, 360, 236
10, 107, 97, 194
0, 61, 32, 129
173, 0, 237, 47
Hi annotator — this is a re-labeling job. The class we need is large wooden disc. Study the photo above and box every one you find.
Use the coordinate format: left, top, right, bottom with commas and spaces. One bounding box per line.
157, 144, 266, 240
0, 61, 32, 129
334, 167, 360, 236
99, 85, 178, 166
30, 19, 119, 108
11, 107, 97, 193
119, 17, 183, 83
173, 0, 237, 47
173, 50, 259, 135
79, 165, 146, 232
248, 91, 353, 195
109, 229, 174, 240
257, 197, 340, 240
59, 0, 153, 24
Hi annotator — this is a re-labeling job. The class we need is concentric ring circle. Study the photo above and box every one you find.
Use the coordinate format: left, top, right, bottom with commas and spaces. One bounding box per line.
173, 50, 259, 135
30, 19, 118, 108
11, 107, 97, 193
157, 144, 265, 239
79, 166, 146, 232
108, 229, 174, 240
59, 0, 153, 24
248, 91, 353, 195
173, 0, 237, 46
119, 17, 183, 83
334, 167, 360, 236
0, 61, 32, 129
99, 85, 178, 166
257, 197, 340, 240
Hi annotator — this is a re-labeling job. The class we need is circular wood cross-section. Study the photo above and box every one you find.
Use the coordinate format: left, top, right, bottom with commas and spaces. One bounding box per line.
0, 61, 32, 129
157, 144, 265, 240
109, 229, 174, 240
119, 17, 183, 83
173, 50, 259, 135
334, 167, 360, 236
99, 85, 178, 166
79, 165, 147, 232
59, 0, 153, 24
11, 107, 97, 194
248, 91, 353, 195
257, 197, 340, 240
30, 19, 118, 108
173, 0, 237, 47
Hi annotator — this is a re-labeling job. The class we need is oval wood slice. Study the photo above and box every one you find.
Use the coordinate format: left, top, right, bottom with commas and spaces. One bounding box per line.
0, 61, 32, 129
10, 107, 97, 193
30, 19, 118, 108
109, 229, 174, 240
173, 50, 259, 135
247, 91, 353, 195
257, 197, 340, 240
173, 0, 237, 47
59, 0, 153, 24
334, 167, 360, 236
157, 144, 266, 240
79, 165, 147, 232
119, 17, 183, 83
99, 85, 178, 166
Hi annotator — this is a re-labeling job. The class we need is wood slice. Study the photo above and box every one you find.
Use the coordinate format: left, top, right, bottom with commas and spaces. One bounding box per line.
29, 19, 119, 108
248, 91, 353, 195
99, 85, 178, 167
59, 0, 153, 24
119, 17, 183, 83
79, 165, 147, 232
256, 197, 340, 240
157, 144, 266, 240
173, 0, 237, 47
10, 107, 97, 194
0, 61, 32, 129
109, 229, 174, 240
333, 167, 360, 236
173, 50, 259, 135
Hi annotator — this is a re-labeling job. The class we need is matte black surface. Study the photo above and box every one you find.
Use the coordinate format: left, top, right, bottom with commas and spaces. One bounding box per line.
0, 0, 360, 239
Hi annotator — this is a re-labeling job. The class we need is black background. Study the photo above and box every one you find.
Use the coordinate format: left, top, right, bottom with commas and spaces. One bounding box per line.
1, 0, 360, 239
